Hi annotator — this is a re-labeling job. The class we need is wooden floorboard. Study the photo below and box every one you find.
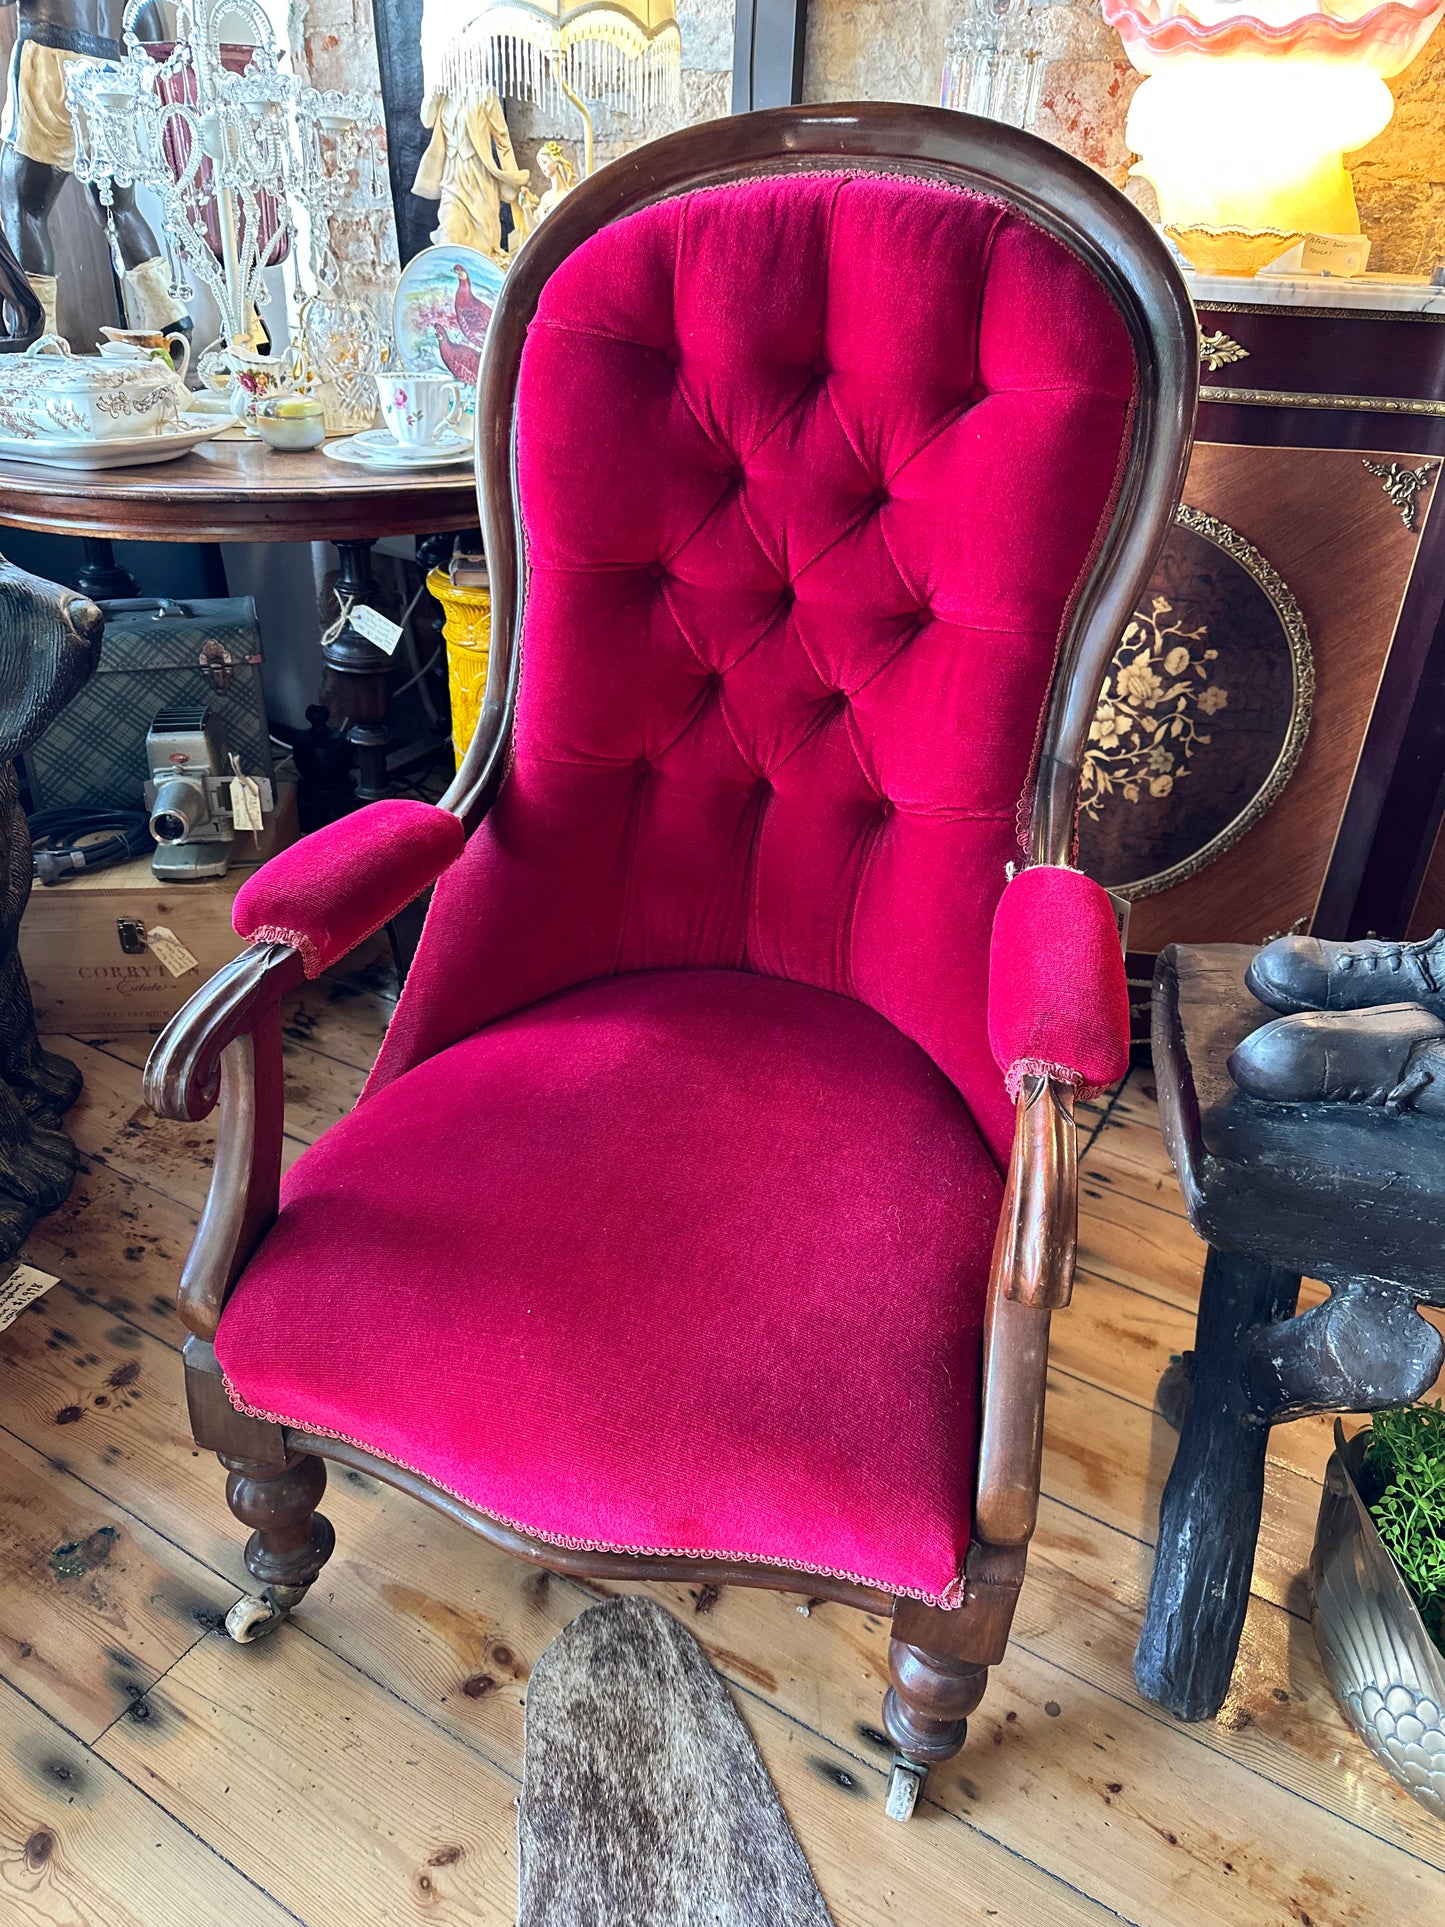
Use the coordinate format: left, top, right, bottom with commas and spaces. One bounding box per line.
1, 970, 1439, 1925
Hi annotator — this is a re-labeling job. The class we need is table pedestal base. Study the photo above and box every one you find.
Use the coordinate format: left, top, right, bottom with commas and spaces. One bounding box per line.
324, 540, 394, 805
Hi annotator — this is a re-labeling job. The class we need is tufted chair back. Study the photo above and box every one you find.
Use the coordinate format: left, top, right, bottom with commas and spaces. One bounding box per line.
377, 163, 1142, 1159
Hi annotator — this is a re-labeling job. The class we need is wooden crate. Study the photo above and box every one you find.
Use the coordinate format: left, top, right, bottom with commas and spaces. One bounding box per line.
21, 788, 297, 1036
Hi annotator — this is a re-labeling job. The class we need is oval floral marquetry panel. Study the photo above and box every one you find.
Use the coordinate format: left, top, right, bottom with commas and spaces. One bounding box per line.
1076, 504, 1314, 900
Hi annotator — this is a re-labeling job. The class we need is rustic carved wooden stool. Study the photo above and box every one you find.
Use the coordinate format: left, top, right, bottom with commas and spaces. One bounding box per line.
1136, 942, 1445, 1721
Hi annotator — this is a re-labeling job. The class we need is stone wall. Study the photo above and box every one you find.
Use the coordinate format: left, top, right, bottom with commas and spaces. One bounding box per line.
802, 0, 1444, 275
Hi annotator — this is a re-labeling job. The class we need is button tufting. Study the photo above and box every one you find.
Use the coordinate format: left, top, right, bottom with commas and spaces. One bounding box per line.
729, 465, 745, 485
648, 561, 666, 580
812, 357, 829, 379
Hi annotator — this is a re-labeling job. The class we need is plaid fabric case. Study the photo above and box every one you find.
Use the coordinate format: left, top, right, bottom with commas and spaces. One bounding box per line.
26, 597, 273, 813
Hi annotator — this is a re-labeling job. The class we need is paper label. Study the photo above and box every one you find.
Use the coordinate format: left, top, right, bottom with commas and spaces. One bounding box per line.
146, 925, 200, 978
1297, 233, 1370, 277
230, 773, 264, 831
348, 603, 404, 655
0, 1263, 60, 1332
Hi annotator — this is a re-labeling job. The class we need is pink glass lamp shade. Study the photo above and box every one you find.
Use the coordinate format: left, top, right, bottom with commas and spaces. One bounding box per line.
1103, 0, 1445, 244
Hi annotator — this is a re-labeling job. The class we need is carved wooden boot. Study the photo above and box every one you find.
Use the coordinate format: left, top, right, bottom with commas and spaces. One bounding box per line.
882, 1638, 989, 1820
221, 1449, 336, 1643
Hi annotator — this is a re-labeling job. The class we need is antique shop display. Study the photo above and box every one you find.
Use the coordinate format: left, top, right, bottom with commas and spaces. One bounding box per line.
0, 330, 225, 467
0, 436, 476, 803
0, 556, 101, 1262
392, 241, 503, 391
138, 108, 1194, 1823
1078, 505, 1312, 901
0, 0, 187, 342
1313, 1419, 1445, 1819
25, 593, 273, 815
419, 0, 681, 179
1138, 943, 1445, 1719
1103, 0, 1445, 268
63, 0, 386, 369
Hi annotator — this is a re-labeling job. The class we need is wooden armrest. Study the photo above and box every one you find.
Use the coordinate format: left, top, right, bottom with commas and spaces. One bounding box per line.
974, 1076, 1078, 1548
995, 1075, 1077, 1310
144, 941, 305, 1124
143, 942, 304, 1342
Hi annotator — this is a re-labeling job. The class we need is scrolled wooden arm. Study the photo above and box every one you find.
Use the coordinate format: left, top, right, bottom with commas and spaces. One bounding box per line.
974, 1075, 1078, 1549
144, 942, 305, 1123
144, 942, 304, 1343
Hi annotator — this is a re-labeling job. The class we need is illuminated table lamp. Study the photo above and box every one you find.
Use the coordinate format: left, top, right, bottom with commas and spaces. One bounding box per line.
1102, 0, 1445, 272
420, 0, 682, 178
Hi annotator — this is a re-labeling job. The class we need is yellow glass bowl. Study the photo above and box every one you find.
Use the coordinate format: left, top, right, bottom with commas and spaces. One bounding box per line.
1165, 225, 1303, 277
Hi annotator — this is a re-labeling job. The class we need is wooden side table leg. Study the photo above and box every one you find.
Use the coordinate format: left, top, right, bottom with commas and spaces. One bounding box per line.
1134, 1247, 1300, 1721
322, 539, 392, 803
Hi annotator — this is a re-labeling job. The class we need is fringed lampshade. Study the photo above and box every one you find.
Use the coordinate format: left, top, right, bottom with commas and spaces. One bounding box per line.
421, 0, 683, 128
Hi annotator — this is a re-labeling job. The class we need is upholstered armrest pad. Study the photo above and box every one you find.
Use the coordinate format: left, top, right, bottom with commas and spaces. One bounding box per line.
232, 799, 465, 979
988, 865, 1130, 1101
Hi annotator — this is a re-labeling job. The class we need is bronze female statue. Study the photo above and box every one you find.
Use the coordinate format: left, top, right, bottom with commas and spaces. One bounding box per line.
0, 0, 186, 340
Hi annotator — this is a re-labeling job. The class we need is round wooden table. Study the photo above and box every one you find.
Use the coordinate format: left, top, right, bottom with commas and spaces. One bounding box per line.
0, 438, 480, 799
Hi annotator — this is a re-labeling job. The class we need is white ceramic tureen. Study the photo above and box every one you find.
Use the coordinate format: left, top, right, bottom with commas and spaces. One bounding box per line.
0, 335, 183, 442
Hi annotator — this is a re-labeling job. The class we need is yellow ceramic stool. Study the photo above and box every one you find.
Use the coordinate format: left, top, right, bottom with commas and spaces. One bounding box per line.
426, 565, 492, 757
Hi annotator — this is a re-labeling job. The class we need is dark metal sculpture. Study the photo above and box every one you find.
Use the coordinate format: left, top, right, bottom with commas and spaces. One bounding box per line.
0, 224, 44, 351
0, 554, 103, 1257
1139, 943, 1445, 1720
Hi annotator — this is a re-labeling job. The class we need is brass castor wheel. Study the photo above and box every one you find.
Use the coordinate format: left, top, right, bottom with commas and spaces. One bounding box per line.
885, 1754, 927, 1822
224, 1583, 309, 1644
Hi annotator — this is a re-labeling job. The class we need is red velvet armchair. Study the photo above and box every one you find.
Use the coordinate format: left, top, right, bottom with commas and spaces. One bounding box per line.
146, 104, 1195, 1821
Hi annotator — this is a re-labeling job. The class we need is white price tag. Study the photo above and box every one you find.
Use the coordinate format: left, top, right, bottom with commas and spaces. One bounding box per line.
0, 1262, 60, 1332
230, 773, 264, 832
147, 926, 200, 978
348, 603, 404, 656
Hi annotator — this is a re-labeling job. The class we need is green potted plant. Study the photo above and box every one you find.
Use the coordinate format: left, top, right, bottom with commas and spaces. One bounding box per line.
1311, 1403, 1445, 1817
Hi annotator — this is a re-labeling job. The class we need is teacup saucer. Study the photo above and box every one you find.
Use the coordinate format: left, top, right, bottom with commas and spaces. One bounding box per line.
323, 433, 471, 473
352, 428, 469, 464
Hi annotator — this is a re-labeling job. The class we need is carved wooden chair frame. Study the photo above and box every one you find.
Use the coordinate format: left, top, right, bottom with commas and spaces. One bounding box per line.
146, 103, 1196, 1820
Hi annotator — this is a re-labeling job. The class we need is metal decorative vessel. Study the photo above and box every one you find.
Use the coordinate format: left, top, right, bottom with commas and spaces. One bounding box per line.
1311, 1422, 1445, 1818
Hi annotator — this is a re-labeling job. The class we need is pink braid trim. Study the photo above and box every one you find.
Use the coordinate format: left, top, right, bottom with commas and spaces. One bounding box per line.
243, 924, 323, 978
219, 1367, 966, 1609
1005, 1055, 1108, 1104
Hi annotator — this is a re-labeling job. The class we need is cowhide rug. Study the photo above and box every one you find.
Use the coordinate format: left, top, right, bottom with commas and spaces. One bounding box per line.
517, 1594, 835, 1927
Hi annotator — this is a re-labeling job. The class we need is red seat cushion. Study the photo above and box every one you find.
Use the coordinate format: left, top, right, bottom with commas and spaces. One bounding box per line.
217, 969, 1003, 1605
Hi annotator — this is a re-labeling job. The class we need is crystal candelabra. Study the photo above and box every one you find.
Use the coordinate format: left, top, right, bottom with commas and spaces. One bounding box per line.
65, 0, 386, 352
941, 0, 1047, 131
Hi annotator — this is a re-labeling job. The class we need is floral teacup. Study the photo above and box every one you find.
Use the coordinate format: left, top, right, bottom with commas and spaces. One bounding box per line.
376, 373, 464, 450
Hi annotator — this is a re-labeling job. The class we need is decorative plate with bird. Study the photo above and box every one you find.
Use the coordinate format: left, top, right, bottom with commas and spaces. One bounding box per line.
392, 245, 507, 405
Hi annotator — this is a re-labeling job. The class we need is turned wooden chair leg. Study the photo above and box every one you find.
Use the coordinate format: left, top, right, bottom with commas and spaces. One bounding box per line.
882, 1638, 989, 1821
220, 1450, 336, 1643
